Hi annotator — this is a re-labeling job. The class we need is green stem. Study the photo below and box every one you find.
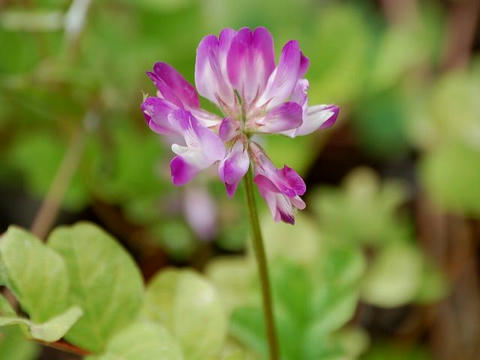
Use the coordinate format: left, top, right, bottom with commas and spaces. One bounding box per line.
243, 167, 279, 360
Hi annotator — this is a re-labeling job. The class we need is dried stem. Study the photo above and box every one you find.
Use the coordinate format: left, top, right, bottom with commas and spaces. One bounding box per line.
35, 339, 90, 357
30, 128, 86, 239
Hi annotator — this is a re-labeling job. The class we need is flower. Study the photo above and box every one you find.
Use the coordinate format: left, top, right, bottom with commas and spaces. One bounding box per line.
142, 27, 338, 224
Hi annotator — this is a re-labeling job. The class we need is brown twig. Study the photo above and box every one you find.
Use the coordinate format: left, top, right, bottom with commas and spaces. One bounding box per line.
35, 339, 90, 357
30, 127, 86, 239
441, 0, 480, 70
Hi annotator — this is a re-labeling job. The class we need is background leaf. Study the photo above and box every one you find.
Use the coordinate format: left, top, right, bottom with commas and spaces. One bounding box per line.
362, 243, 423, 307
87, 321, 183, 360
47, 222, 144, 352
0, 306, 83, 342
0, 326, 39, 360
142, 268, 228, 360
0, 226, 69, 322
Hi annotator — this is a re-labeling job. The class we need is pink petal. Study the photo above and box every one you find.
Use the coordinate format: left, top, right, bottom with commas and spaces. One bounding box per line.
218, 140, 250, 197
256, 102, 303, 134
195, 29, 236, 107
227, 27, 275, 104
298, 53, 310, 78
141, 97, 179, 136
249, 142, 306, 197
258, 40, 303, 109
253, 174, 303, 225
184, 186, 217, 240
147, 71, 183, 108
153, 62, 199, 109
170, 156, 198, 186
294, 104, 339, 136
172, 109, 225, 170
290, 79, 309, 108
219, 117, 240, 142
278, 166, 306, 196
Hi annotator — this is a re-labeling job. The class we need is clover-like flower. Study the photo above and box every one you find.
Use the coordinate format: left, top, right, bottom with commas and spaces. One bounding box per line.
142, 27, 338, 224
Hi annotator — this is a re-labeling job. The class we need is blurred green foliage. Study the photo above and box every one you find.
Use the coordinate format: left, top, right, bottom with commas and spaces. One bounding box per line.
0, 0, 477, 358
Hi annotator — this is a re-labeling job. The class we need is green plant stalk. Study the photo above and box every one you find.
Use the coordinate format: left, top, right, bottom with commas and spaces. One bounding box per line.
243, 167, 279, 360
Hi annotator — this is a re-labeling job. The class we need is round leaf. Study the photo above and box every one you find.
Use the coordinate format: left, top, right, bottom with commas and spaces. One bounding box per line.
143, 269, 227, 360
0, 226, 69, 322
362, 243, 423, 307
47, 222, 144, 352
88, 321, 183, 360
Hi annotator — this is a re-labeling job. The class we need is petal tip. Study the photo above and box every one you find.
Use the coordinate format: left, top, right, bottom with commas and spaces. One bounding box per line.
320, 105, 339, 129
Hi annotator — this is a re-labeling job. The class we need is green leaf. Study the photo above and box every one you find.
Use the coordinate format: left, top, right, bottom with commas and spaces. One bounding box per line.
309, 285, 359, 336
415, 260, 448, 303
215, 340, 259, 360
304, 250, 362, 343
320, 246, 366, 288
259, 213, 319, 267
0, 306, 83, 342
353, 88, 410, 157
0, 226, 69, 322
362, 243, 423, 307
230, 307, 267, 357
312, 168, 411, 247
334, 327, 370, 359
206, 257, 255, 313
143, 269, 227, 360
47, 222, 144, 352
230, 305, 304, 360
87, 321, 183, 360
0, 326, 39, 360
308, 4, 373, 104
271, 260, 312, 324
364, 342, 432, 360
421, 144, 480, 215
428, 67, 480, 147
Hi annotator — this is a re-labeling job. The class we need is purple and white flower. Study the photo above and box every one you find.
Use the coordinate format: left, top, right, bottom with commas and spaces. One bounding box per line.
142, 27, 338, 224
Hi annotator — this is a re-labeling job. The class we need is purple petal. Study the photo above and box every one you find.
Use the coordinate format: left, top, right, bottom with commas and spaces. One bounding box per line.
172, 109, 225, 168
170, 156, 198, 186
319, 105, 339, 129
147, 71, 183, 108
254, 174, 279, 217
141, 97, 179, 136
190, 108, 223, 128
290, 79, 309, 107
219, 117, 240, 142
294, 104, 339, 136
249, 142, 306, 197
298, 53, 310, 78
195, 29, 236, 106
278, 209, 295, 224
291, 195, 306, 210
278, 166, 306, 196
256, 102, 303, 133
184, 186, 217, 240
218, 140, 250, 197
258, 40, 302, 108
152, 62, 199, 109
253, 174, 304, 225
227, 27, 275, 104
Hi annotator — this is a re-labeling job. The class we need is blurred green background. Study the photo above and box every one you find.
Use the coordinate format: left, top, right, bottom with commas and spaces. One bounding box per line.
0, 0, 479, 359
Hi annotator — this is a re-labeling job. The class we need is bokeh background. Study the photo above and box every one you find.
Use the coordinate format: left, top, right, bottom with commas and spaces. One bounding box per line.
1, 0, 479, 359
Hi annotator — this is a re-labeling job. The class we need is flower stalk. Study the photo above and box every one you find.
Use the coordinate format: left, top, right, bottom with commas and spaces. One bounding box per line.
243, 166, 279, 360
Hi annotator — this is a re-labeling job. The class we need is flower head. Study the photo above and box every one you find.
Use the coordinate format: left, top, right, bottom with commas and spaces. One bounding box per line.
142, 27, 338, 224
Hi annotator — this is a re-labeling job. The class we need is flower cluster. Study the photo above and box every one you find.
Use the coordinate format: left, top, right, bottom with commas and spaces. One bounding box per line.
142, 27, 338, 224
